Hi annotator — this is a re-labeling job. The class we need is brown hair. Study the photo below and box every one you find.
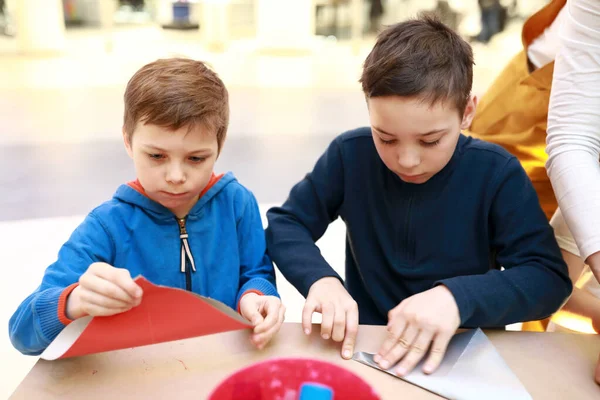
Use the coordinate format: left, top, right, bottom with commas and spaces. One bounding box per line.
360, 14, 474, 116
123, 58, 229, 152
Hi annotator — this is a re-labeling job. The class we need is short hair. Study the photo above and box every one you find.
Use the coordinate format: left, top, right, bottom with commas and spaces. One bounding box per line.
123, 58, 229, 152
360, 14, 474, 115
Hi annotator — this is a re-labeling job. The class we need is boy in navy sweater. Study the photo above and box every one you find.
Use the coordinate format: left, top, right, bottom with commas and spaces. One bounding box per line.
266, 16, 571, 376
10, 58, 284, 355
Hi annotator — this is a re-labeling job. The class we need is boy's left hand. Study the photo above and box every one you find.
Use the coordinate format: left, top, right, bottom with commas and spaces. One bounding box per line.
374, 285, 460, 376
239, 293, 286, 349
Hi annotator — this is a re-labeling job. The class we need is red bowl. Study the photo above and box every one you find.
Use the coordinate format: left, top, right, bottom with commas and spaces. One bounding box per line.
208, 357, 380, 400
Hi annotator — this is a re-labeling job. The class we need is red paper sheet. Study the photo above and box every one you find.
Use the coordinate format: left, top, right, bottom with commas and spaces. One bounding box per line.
41, 276, 252, 360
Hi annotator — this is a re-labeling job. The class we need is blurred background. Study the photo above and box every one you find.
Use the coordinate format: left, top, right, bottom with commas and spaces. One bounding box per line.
0, 0, 549, 398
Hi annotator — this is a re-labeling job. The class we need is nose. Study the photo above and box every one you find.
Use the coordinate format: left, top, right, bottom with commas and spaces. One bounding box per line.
397, 146, 421, 170
166, 162, 186, 184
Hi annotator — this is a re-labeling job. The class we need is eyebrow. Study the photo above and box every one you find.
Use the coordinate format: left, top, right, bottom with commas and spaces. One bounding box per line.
373, 127, 447, 137
142, 145, 213, 154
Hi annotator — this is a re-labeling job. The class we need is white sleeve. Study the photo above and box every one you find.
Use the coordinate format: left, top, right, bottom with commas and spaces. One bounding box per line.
546, 0, 600, 261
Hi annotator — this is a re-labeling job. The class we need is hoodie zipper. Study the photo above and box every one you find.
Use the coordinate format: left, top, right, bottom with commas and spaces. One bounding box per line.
177, 217, 196, 291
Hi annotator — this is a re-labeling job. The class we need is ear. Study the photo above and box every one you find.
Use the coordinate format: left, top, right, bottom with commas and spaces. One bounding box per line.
123, 127, 133, 158
460, 95, 478, 130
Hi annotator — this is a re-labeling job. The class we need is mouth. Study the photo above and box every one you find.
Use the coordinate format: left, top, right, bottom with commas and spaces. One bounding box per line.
161, 191, 189, 199
398, 173, 427, 183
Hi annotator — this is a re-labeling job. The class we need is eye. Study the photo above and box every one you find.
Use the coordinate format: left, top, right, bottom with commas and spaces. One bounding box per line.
379, 138, 396, 146
148, 153, 164, 160
189, 156, 206, 163
421, 140, 440, 147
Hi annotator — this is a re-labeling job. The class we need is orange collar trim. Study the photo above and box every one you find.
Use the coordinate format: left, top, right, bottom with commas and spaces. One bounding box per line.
127, 172, 224, 199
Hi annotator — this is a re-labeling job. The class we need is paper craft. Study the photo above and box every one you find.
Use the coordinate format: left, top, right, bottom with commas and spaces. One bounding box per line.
41, 276, 252, 360
353, 329, 532, 400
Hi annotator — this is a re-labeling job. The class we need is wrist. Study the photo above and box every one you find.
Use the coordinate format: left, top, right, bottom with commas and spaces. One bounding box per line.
238, 291, 259, 310
241, 292, 260, 301
437, 284, 455, 300
313, 276, 343, 288
587, 252, 600, 281
437, 285, 460, 317
65, 286, 86, 320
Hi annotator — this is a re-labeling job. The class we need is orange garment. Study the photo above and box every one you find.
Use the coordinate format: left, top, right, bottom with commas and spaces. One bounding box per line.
128, 172, 224, 199
467, 0, 566, 332
467, 0, 566, 221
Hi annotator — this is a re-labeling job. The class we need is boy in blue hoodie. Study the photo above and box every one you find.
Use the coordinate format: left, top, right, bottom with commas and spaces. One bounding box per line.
266, 16, 572, 377
10, 58, 284, 355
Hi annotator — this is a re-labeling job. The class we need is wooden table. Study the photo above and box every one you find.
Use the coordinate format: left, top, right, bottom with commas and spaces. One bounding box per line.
10, 323, 600, 399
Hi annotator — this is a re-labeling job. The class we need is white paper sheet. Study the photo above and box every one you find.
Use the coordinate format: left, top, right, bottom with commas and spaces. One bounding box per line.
353, 329, 532, 400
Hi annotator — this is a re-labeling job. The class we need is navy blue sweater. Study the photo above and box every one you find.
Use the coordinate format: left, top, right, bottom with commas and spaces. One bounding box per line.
266, 128, 572, 327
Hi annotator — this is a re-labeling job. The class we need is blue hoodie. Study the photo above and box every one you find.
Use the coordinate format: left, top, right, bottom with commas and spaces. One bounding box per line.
9, 172, 278, 355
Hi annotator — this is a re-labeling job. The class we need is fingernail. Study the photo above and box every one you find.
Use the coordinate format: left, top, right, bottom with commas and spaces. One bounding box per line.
380, 360, 390, 369
424, 365, 433, 374
373, 354, 381, 363
396, 367, 406, 376
322, 334, 330, 340
136, 289, 143, 298
304, 329, 310, 335
343, 350, 351, 359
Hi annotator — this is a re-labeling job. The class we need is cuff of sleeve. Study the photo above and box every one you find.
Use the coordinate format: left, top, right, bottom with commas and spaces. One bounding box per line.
434, 279, 473, 326
58, 283, 79, 325
236, 278, 279, 311
35, 283, 79, 344
580, 242, 600, 263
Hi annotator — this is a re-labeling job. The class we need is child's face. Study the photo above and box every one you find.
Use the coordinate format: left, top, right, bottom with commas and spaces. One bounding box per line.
124, 122, 219, 218
368, 95, 476, 184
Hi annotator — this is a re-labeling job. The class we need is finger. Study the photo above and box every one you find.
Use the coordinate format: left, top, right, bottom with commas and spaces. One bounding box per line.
92, 266, 142, 300
253, 305, 286, 348
331, 305, 346, 343
320, 302, 335, 340
423, 331, 453, 374
80, 274, 135, 304
279, 303, 286, 326
341, 304, 359, 359
112, 269, 143, 300
242, 303, 264, 327
254, 298, 280, 334
79, 289, 132, 309
375, 316, 407, 364
395, 330, 434, 376
302, 300, 318, 335
82, 302, 131, 317
279, 303, 286, 324
380, 324, 419, 369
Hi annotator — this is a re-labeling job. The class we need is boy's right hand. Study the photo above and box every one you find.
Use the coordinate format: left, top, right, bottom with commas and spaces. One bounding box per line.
303, 277, 359, 360
66, 262, 143, 320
